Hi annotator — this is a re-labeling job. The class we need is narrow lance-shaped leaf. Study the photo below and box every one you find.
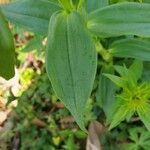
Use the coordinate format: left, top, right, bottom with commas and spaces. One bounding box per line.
129, 60, 143, 84
88, 2, 150, 38
114, 61, 143, 88
143, 62, 150, 81
109, 39, 150, 61
137, 83, 150, 131
46, 11, 97, 131
0, 9, 15, 79
138, 106, 150, 131
103, 73, 126, 88
0, 0, 61, 35
108, 100, 130, 130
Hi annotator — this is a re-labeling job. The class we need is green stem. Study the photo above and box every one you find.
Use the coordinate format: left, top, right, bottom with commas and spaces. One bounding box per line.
59, 0, 73, 13
95, 41, 112, 63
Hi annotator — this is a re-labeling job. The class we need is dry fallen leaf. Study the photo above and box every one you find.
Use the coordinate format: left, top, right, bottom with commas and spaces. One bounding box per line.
86, 121, 105, 150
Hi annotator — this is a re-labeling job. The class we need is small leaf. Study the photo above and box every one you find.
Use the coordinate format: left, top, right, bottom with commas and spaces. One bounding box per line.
0, 9, 15, 79
110, 38, 150, 61
114, 61, 143, 88
88, 2, 150, 38
138, 105, 150, 131
46, 11, 97, 131
143, 62, 150, 81
103, 73, 126, 88
129, 60, 143, 83
114, 65, 127, 77
0, 0, 61, 34
123, 128, 150, 150
66, 134, 77, 150
109, 98, 130, 130
129, 128, 142, 143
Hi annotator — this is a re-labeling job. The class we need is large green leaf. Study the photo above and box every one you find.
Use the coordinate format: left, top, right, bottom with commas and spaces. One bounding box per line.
143, 0, 150, 3
0, 0, 61, 35
46, 11, 97, 131
86, 0, 109, 12
110, 39, 150, 61
0, 9, 15, 79
88, 2, 150, 38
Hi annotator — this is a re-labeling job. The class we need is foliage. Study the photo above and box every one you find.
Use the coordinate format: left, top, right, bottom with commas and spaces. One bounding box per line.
11, 65, 88, 149
104, 61, 150, 130
0, 0, 150, 149
0, 9, 15, 79
123, 127, 150, 150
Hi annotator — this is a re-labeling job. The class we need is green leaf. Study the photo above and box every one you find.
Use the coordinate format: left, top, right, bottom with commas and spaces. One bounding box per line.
129, 128, 140, 143
129, 60, 143, 83
110, 39, 150, 61
86, 0, 109, 12
140, 131, 150, 149
114, 65, 128, 77
104, 73, 126, 88
88, 2, 150, 38
109, 98, 130, 130
0, 0, 61, 35
113, 65, 135, 88
114, 61, 143, 88
138, 105, 150, 131
143, 62, 150, 81
143, 0, 150, 3
0, 9, 15, 79
46, 11, 97, 131
123, 128, 150, 150
96, 65, 116, 121
66, 134, 77, 150
58, 0, 73, 12
123, 144, 138, 150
